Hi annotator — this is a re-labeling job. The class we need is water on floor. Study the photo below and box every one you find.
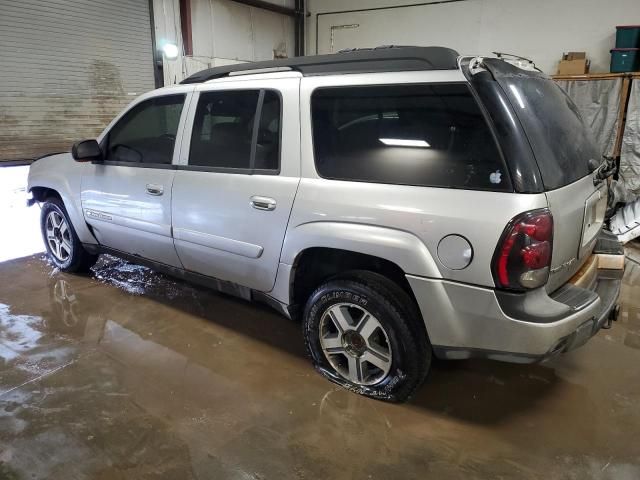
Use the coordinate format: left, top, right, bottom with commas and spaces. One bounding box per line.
0, 250, 639, 479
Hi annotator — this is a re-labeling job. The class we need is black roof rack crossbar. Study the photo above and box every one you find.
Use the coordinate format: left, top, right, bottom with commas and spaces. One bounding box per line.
180, 46, 460, 84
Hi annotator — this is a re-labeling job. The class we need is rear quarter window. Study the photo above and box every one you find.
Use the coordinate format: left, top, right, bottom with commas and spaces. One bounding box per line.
500, 76, 598, 190
311, 83, 512, 191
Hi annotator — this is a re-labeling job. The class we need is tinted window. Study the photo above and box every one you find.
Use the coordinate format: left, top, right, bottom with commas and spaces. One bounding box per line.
106, 95, 185, 165
189, 90, 259, 170
311, 84, 510, 191
254, 91, 281, 171
498, 74, 598, 190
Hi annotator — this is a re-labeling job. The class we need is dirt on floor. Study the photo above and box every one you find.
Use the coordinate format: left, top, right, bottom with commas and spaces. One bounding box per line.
0, 250, 639, 480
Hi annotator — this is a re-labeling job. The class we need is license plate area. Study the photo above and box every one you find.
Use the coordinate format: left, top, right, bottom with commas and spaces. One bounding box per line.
579, 185, 607, 258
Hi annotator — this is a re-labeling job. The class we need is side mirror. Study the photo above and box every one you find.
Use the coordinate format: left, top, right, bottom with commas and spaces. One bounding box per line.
72, 139, 103, 162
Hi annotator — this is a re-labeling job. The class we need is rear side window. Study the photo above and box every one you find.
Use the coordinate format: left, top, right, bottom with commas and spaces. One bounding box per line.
311, 84, 511, 191
189, 90, 281, 172
190, 90, 259, 170
106, 95, 185, 165
255, 91, 281, 171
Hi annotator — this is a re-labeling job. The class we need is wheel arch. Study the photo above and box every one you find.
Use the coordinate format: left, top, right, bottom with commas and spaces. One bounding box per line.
280, 222, 441, 280
28, 154, 98, 245
290, 247, 419, 309
30, 186, 61, 202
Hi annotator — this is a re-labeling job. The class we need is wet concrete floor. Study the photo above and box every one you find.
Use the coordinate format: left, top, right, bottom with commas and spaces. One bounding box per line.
0, 251, 639, 480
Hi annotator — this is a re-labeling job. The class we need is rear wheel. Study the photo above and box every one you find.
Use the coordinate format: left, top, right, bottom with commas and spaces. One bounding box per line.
303, 271, 431, 402
40, 197, 98, 273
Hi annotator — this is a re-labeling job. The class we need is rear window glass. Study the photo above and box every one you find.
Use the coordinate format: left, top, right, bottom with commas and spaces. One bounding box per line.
498, 75, 599, 190
311, 83, 511, 191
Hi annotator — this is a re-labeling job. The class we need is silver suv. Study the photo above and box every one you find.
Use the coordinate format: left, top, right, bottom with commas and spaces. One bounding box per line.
28, 47, 624, 402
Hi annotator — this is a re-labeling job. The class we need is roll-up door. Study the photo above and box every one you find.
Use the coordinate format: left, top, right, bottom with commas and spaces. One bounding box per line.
0, 0, 156, 162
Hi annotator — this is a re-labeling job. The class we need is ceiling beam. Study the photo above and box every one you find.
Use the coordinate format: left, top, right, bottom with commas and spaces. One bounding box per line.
228, 0, 299, 17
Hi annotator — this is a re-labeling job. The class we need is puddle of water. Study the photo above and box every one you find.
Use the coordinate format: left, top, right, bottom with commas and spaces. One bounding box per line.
0, 304, 47, 363
0, 246, 639, 478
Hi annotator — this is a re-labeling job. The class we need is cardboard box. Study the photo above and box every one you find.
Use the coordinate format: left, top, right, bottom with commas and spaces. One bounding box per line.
564, 51, 586, 60
557, 58, 590, 75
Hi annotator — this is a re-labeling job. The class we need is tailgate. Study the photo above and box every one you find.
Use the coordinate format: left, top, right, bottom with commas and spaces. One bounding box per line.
545, 176, 607, 291
479, 58, 606, 292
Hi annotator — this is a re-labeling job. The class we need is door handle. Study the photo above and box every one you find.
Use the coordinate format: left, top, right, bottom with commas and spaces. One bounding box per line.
250, 195, 276, 211
146, 184, 164, 196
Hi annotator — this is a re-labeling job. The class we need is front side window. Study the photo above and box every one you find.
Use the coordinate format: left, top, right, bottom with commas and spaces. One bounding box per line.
311, 83, 511, 191
106, 95, 185, 165
189, 89, 281, 171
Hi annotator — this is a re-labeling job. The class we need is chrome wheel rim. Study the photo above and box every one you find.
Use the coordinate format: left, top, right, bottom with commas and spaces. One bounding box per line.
45, 211, 72, 262
319, 303, 392, 386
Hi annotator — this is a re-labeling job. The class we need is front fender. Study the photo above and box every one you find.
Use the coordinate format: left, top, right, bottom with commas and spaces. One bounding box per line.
28, 154, 98, 245
280, 221, 442, 279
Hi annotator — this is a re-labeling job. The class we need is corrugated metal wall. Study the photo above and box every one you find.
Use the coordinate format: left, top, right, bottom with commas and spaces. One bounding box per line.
0, 0, 156, 162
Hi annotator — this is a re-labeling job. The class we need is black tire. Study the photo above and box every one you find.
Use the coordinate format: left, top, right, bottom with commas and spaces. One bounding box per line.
40, 197, 98, 273
303, 270, 431, 402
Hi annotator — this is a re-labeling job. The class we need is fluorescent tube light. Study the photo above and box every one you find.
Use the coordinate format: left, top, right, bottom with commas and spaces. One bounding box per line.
379, 138, 430, 148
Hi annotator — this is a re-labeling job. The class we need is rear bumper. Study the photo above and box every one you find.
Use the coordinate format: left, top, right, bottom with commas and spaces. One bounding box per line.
545, 274, 621, 355
407, 242, 623, 363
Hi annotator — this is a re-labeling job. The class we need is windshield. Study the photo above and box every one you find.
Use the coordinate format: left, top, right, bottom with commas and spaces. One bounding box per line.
484, 59, 599, 190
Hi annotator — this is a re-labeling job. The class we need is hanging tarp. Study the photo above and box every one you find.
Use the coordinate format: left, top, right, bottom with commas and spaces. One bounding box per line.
619, 80, 640, 198
610, 197, 640, 244
555, 78, 621, 157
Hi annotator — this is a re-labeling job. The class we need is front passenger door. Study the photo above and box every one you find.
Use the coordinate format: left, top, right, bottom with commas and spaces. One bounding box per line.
82, 93, 190, 267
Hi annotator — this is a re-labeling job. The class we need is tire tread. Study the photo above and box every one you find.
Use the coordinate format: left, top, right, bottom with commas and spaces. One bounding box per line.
303, 270, 431, 402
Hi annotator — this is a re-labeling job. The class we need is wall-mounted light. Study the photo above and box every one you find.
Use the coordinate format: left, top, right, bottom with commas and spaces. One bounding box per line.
162, 43, 179, 60
379, 138, 430, 148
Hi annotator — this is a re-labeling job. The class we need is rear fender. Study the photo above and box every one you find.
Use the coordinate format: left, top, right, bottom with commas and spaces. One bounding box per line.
280, 221, 442, 278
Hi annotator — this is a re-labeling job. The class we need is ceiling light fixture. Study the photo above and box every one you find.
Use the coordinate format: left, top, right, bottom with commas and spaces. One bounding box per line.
379, 138, 430, 148
162, 43, 179, 60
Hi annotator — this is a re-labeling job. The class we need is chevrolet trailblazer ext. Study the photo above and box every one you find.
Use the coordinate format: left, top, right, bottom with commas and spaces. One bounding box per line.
28, 47, 624, 402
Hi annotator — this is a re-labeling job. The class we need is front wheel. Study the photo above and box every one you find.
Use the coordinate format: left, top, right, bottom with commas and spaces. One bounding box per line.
40, 197, 98, 273
303, 271, 431, 402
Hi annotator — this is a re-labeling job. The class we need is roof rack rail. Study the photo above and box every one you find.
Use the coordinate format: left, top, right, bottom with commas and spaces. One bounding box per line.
181, 46, 459, 84
226, 66, 293, 77
337, 45, 415, 53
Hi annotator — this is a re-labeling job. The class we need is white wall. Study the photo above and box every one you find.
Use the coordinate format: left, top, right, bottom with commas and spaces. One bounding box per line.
153, 0, 295, 84
307, 0, 640, 74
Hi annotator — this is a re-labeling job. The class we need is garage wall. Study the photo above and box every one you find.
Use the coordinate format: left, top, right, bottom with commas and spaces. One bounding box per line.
0, 0, 156, 162
154, 0, 295, 85
307, 0, 639, 74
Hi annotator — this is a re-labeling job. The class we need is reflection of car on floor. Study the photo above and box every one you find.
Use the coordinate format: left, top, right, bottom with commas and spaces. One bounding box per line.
28, 47, 624, 402
49, 278, 81, 329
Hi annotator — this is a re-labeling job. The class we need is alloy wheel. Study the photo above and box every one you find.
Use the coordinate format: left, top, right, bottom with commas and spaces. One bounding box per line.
45, 211, 72, 263
319, 303, 393, 386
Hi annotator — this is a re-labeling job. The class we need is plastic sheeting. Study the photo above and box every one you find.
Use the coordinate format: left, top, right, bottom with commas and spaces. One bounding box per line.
620, 80, 640, 199
611, 196, 640, 244
555, 78, 622, 157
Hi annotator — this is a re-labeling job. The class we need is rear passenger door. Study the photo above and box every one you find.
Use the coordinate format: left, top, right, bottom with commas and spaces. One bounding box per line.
171, 77, 300, 292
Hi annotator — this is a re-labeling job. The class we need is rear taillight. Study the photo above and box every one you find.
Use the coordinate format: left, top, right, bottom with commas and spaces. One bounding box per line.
492, 209, 554, 291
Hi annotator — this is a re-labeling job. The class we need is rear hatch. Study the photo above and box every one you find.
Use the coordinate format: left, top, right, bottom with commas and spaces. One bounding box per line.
478, 59, 606, 292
